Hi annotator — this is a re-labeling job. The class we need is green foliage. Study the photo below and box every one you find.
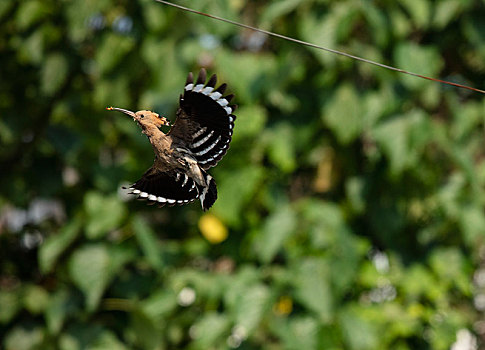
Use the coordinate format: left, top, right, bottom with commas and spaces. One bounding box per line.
1, 0, 485, 349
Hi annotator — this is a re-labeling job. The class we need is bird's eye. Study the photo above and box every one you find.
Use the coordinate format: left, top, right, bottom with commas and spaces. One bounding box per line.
140, 114, 145, 118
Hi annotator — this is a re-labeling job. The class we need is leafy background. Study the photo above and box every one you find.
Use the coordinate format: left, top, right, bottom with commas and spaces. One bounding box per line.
1, 0, 485, 349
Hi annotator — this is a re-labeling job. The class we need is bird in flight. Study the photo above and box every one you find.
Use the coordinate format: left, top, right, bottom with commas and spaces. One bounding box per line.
107, 69, 237, 211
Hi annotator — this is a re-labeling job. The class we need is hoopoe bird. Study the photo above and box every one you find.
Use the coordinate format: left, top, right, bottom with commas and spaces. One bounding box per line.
107, 69, 237, 211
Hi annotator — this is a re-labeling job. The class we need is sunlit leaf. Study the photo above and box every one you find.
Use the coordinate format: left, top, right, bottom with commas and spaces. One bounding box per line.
255, 205, 297, 263
323, 84, 363, 145
293, 258, 334, 322
216, 51, 277, 103
190, 312, 230, 350
460, 205, 485, 247
398, 0, 431, 29
339, 305, 380, 350
68, 244, 111, 311
267, 122, 297, 173
299, 12, 338, 65
394, 42, 444, 90
213, 165, 264, 225
429, 247, 470, 295
271, 316, 319, 350
232, 284, 270, 335
433, 0, 462, 29
232, 105, 267, 140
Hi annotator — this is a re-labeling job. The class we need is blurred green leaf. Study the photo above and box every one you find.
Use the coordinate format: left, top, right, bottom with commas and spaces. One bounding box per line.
217, 51, 276, 103
232, 105, 267, 140
345, 177, 366, 213
190, 312, 230, 350
132, 215, 164, 272
323, 84, 363, 144
460, 204, 485, 246
427, 309, 469, 350
23, 285, 49, 314
299, 12, 338, 66
94, 76, 132, 109
88, 331, 128, 350
142, 3, 168, 33
17, 30, 44, 64
398, 0, 431, 29
330, 230, 367, 297
255, 204, 297, 263
41, 53, 68, 96
433, 0, 462, 29
96, 33, 135, 74
394, 42, 444, 90
4, 326, 44, 350
15, 0, 50, 30
45, 289, 78, 335
361, 5, 390, 47
0, 291, 20, 324
84, 191, 127, 239
0, 1, 14, 18
141, 290, 178, 321
261, 0, 304, 24
294, 258, 333, 322
131, 309, 163, 350
339, 305, 380, 350
429, 247, 470, 295
58, 324, 114, 350
231, 284, 271, 335
267, 122, 297, 172
400, 264, 439, 300
39, 217, 81, 273
372, 110, 428, 175
271, 316, 319, 350
213, 165, 264, 225
299, 199, 347, 249
68, 244, 111, 311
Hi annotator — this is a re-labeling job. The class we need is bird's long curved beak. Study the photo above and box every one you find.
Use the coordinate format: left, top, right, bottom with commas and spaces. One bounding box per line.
106, 107, 136, 119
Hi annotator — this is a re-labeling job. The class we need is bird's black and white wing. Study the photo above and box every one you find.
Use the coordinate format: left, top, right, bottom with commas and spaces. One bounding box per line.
167, 69, 237, 169
126, 166, 217, 210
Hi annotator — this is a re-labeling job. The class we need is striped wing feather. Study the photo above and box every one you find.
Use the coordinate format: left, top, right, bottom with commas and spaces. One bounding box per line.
168, 69, 237, 169
127, 167, 198, 207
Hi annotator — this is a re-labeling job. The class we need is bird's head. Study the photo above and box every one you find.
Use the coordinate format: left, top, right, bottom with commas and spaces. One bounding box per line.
106, 107, 170, 129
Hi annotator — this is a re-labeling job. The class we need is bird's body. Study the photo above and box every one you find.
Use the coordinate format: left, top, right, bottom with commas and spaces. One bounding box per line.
107, 69, 237, 211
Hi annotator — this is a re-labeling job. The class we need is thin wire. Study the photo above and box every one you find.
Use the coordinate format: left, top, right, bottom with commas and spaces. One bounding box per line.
154, 0, 485, 95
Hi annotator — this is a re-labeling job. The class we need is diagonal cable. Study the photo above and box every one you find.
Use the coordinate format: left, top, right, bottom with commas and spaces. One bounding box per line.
154, 0, 485, 95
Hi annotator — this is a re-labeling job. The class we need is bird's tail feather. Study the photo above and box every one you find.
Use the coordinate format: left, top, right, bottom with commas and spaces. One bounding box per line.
197, 171, 217, 211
